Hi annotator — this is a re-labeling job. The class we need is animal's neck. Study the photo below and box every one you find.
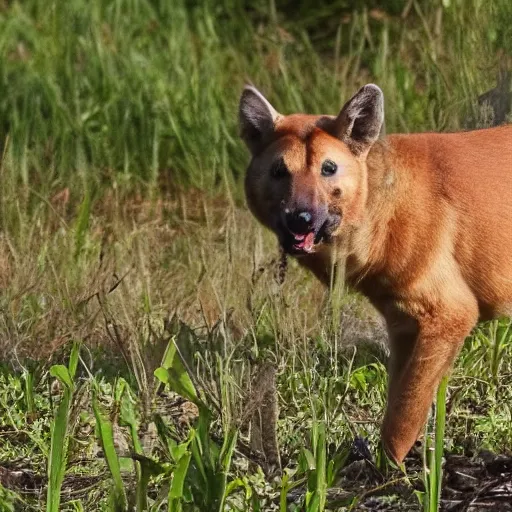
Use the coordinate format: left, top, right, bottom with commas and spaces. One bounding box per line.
344, 138, 403, 281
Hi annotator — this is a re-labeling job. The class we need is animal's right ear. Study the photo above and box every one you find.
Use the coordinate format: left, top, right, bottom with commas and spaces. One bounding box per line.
239, 86, 280, 155
331, 84, 384, 157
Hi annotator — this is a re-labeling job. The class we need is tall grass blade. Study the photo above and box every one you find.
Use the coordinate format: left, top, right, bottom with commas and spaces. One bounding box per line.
217, 428, 238, 512
46, 343, 80, 512
23, 369, 35, 417
168, 452, 192, 512
311, 422, 327, 512
92, 393, 127, 511
118, 381, 146, 511
429, 375, 449, 512
46, 379, 73, 512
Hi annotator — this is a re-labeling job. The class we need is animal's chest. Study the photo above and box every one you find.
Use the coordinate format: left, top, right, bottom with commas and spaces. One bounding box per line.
346, 267, 398, 317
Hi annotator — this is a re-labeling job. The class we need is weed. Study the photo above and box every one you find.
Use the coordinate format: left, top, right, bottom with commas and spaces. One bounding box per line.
46, 342, 80, 512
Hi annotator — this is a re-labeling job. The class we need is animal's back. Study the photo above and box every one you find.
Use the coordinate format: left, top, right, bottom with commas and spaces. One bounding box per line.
389, 125, 512, 318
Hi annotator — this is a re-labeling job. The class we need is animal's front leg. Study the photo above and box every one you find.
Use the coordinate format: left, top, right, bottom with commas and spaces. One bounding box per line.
382, 304, 477, 463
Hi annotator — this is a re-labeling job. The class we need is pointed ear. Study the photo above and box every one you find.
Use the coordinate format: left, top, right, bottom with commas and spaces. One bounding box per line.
331, 84, 384, 156
239, 85, 280, 154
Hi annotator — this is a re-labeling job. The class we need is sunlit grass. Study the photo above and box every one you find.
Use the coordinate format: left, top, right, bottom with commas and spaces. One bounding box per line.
0, 0, 511, 510
0, 0, 509, 200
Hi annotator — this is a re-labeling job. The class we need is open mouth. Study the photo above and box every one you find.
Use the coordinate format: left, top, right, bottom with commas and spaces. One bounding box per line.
291, 232, 316, 252
288, 221, 328, 254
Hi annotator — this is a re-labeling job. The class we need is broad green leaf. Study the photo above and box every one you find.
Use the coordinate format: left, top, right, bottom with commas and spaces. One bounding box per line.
225, 478, 250, 500
47, 346, 80, 511
171, 441, 192, 464
160, 336, 177, 370
154, 367, 170, 385
190, 433, 208, 488
169, 452, 191, 500
299, 448, 316, 473
49, 365, 73, 390
154, 341, 198, 405
46, 390, 72, 512
154, 366, 198, 404
219, 429, 238, 473
68, 342, 80, 379
154, 414, 180, 460
93, 396, 127, 511
114, 377, 127, 403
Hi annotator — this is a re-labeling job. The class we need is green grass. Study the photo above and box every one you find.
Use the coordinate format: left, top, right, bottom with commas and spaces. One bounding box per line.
46, 343, 80, 512
0, 0, 510, 197
0, 0, 512, 510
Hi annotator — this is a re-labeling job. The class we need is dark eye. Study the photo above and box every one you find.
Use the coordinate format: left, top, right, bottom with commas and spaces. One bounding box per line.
271, 159, 289, 179
321, 160, 337, 177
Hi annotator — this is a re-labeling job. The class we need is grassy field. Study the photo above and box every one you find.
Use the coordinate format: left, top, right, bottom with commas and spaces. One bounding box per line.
1, 0, 512, 510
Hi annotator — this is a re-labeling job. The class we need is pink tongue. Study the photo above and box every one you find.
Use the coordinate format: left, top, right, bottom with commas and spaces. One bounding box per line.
293, 232, 315, 251
303, 232, 315, 251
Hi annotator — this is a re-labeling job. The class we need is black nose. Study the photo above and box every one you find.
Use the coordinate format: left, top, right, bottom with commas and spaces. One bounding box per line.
285, 209, 313, 234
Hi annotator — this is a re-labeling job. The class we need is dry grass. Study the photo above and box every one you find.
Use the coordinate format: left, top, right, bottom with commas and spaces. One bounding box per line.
1, 189, 384, 365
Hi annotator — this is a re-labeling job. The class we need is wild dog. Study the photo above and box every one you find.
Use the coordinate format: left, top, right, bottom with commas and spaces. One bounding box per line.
238, 83, 512, 463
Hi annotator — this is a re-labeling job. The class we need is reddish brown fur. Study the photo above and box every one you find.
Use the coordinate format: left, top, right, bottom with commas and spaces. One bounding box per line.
241, 86, 512, 463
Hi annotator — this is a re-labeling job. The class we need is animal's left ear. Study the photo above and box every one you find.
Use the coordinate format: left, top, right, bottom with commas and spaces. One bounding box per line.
331, 84, 384, 156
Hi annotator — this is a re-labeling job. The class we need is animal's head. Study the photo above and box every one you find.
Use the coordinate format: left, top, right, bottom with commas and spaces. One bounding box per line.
239, 84, 384, 255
